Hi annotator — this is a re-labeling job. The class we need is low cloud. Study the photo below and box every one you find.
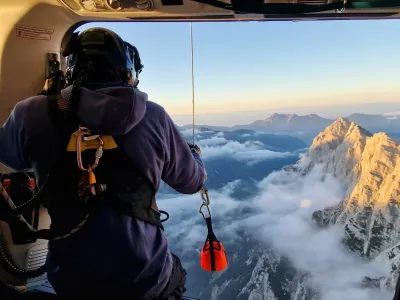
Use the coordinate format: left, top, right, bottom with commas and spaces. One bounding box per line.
233, 149, 294, 165
384, 111, 400, 117
197, 136, 228, 147
199, 139, 295, 165
180, 128, 195, 138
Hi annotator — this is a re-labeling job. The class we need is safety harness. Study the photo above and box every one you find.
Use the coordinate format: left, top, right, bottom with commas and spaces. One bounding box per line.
45, 92, 164, 240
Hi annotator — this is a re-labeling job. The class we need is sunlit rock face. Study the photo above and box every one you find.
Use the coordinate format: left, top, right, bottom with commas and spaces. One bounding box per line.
304, 118, 400, 288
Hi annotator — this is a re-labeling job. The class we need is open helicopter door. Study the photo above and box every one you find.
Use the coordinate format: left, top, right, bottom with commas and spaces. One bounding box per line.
0, 45, 65, 297
0, 1, 77, 294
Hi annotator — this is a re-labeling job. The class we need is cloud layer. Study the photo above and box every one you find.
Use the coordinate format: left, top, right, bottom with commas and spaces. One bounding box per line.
191, 131, 296, 165
160, 128, 394, 299
159, 165, 393, 300
200, 140, 295, 165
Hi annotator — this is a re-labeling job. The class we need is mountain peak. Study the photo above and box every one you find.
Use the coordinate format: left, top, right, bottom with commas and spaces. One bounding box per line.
267, 113, 326, 120
307, 122, 400, 273
326, 117, 351, 132
308, 113, 319, 118
297, 119, 376, 194
312, 118, 373, 148
310, 118, 364, 151
267, 113, 296, 119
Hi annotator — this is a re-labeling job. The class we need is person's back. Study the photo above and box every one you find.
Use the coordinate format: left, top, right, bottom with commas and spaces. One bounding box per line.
0, 27, 205, 300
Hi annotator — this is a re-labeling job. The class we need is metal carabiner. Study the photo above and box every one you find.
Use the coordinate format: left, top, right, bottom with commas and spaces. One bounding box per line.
199, 203, 212, 220
200, 185, 210, 206
77, 127, 90, 171
90, 137, 104, 170
76, 126, 104, 172
199, 185, 212, 220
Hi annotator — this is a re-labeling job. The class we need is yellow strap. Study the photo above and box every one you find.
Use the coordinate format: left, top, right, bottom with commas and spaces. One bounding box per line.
88, 170, 96, 185
66, 132, 118, 152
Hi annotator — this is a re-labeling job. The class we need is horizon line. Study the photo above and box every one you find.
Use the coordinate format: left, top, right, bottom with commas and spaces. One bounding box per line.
171, 108, 400, 118
176, 113, 399, 127
169, 101, 400, 117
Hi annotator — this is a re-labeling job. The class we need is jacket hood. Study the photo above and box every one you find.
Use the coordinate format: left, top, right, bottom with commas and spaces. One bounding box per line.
61, 85, 147, 136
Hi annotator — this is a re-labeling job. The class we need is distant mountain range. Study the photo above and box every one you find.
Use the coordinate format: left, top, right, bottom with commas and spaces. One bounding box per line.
183, 113, 400, 144
233, 113, 332, 133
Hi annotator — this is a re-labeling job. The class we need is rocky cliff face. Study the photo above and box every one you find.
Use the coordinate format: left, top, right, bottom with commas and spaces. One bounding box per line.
306, 118, 400, 288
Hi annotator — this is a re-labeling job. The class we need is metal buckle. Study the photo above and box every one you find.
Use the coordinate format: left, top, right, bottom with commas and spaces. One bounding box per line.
76, 126, 104, 171
199, 185, 212, 220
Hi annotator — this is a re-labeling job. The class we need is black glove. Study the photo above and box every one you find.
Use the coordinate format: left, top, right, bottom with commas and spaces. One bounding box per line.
187, 143, 202, 157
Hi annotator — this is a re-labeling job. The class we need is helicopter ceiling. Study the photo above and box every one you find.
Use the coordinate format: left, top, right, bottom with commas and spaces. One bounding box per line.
54, 0, 400, 21
1, 0, 400, 144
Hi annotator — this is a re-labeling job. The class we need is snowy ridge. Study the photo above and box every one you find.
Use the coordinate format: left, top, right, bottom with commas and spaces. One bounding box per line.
303, 118, 400, 289
238, 252, 280, 300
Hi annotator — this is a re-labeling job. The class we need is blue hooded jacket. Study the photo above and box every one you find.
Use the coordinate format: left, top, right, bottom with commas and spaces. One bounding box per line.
0, 85, 205, 299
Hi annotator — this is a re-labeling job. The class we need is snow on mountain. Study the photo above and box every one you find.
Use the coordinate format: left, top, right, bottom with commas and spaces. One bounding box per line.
301, 118, 373, 193
203, 241, 317, 300
303, 118, 400, 289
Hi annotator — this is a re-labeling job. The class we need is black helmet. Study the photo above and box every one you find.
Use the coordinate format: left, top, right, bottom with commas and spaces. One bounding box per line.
62, 27, 143, 87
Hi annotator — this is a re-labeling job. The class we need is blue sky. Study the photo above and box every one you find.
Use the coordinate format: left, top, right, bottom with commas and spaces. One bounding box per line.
77, 20, 400, 125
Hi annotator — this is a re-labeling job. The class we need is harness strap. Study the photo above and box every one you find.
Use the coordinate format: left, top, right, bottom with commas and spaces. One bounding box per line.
31, 88, 83, 240
28, 92, 80, 240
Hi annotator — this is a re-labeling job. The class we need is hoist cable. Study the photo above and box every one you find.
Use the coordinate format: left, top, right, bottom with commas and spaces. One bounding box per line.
190, 22, 195, 145
189, 23, 227, 274
190, 23, 211, 217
